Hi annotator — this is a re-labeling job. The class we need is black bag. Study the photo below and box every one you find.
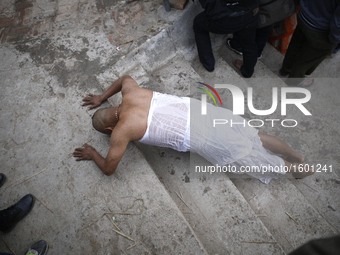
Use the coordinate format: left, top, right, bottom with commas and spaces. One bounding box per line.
258, 0, 296, 28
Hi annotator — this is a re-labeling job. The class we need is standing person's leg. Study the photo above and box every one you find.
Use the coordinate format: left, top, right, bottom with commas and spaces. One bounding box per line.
227, 25, 272, 58
256, 25, 273, 57
288, 31, 334, 77
281, 22, 306, 76
193, 12, 215, 72
289, 236, 340, 255
226, 33, 244, 56
296, 25, 335, 76
332, 43, 340, 54
234, 25, 258, 78
304, 51, 332, 76
289, 46, 332, 78
285, 22, 335, 85
194, 10, 258, 77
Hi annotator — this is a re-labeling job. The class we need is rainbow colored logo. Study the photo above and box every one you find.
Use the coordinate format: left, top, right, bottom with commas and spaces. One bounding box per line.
197, 82, 223, 106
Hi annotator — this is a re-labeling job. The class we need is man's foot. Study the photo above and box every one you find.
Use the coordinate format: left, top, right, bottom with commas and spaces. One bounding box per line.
226, 38, 243, 56
286, 152, 304, 164
288, 162, 315, 179
292, 167, 315, 179
0, 194, 35, 233
0, 173, 6, 188
25, 240, 48, 255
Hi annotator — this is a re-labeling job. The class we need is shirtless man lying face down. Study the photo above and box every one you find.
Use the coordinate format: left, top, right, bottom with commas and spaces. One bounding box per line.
73, 76, 313, 183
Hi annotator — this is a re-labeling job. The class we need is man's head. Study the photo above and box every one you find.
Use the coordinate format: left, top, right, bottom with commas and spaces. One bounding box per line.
92, 107, 118, 134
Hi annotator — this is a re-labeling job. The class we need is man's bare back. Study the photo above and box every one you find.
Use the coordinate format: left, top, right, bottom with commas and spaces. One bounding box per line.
115, 78, 153, 141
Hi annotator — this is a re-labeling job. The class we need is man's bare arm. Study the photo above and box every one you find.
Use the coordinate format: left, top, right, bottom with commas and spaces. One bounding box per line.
73, 138, 128, 176
73, 122, 131, 175
82, 75, 137, 109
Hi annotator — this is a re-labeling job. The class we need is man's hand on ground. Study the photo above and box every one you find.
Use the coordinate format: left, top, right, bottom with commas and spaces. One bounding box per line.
82, 94, 103, 109
73, 144, 96, 161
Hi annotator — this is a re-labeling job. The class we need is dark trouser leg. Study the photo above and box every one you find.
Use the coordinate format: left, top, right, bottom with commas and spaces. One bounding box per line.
229, 33, 243, 52
284, 19, 335, 79
296, 22, 334, 76
289, 236, 340, 255
193, 12, 215, 71
194, 11, 258, 77
230, 25, 272, 58
235, 26, 258, 78
281, 23, 306, 75
256, 25, 273, 57
294, 47, 331, 77
333, 43, 340, 54
289, 27, 333, 78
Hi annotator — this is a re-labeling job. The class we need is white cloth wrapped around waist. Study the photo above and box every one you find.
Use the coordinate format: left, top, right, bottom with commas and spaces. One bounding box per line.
139, 92, 190, 152
189, 97, 259, 166
139, 92, 258, 165
139, 92, 286, 184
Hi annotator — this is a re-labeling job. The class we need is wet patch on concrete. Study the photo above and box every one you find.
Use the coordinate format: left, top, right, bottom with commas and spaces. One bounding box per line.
14, 37, 118, 90
1, 0, 173, 93
101, 0, 167, 46
16, 39, 103, 87
1, 0, 168, 57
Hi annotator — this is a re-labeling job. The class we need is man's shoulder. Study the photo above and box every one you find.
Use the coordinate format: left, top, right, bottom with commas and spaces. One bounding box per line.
112, 120, 145, 143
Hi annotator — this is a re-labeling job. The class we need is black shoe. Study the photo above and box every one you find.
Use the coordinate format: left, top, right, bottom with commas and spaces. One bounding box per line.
0, 173, 6, 188
202, 62, 214, 72
25, 240, 49, 255
199, 59, 215, 72
0, 194, 35, 233
226, 38, 243, 56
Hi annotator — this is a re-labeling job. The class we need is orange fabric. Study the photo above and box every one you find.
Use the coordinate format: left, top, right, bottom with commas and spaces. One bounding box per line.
269, 13, 297, 54
281, 14, 297, 54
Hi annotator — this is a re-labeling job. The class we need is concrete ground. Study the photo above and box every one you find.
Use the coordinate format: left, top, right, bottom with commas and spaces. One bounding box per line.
0, 0, 339, 254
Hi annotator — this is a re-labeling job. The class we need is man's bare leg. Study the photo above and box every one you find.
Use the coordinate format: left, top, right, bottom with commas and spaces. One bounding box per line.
259, 132, 304, 163
258, 133, 313, 179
